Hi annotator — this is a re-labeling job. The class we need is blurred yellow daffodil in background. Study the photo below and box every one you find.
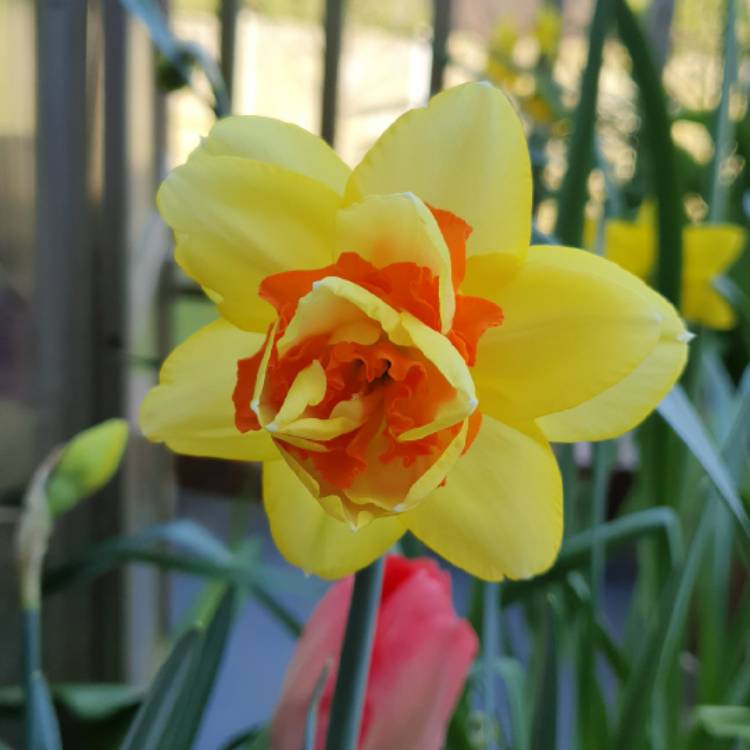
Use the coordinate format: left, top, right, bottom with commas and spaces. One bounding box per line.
485, 5, 564, 128
588, 203, 746, 329
535, 5, 563, 59
141, 83, 689, 581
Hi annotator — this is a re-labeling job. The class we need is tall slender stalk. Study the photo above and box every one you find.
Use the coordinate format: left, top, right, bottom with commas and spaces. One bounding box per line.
554, 0, 615, 247
324, 557, 385, 750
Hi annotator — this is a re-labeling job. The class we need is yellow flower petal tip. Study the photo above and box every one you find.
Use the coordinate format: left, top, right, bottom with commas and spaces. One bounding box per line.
142, 84, 688, 580
589, 205, 746, 330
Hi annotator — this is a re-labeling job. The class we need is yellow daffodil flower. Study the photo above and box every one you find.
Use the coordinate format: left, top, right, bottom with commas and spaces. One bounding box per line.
535, 5, 562, 59
140, 83, 688, 581
589, 204, 746, 330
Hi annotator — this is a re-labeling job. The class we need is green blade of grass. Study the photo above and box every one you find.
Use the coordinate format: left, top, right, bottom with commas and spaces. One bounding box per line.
554, 0, 616, 246
118, 629, 202, 750
612, 517, 711, 750
504, 507, 683, 604
658, 386, 750, 554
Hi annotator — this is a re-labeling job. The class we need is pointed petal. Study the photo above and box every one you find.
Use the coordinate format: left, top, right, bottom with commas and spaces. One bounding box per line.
683, 224, 745, 280
404, 415, 562, 580
158, 154, 340, 332
471, 245, 683, 424
140, 320, 278, 460
537, 290, 689, 440
263, 459, 405, 578
345, 83, 531, 260
602, 219, 655, 280
682, 280, 737, 330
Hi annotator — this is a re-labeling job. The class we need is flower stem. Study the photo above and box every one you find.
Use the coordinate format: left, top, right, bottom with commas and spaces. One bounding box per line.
324, 556, 385, 750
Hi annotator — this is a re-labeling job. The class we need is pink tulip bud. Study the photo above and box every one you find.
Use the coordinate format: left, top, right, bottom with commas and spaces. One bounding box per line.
270, 555, 478, 750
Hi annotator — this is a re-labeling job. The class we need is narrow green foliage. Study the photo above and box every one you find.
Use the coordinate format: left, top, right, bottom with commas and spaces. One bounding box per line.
554, 0, 615, 246
119, 629, 203, 750
504, 507, 683, 604
23, 610, 61, 750
693, 706, 750, 741
615, 0, 683, 306
530, 600, 559, 750
325, 557, 385, 750
612, 518, 711, 750
304, 665, 331, 750
43, 520, 309, 637
120, 588, 237, 750
164, 588, 239, 750
658, 386, 750, 553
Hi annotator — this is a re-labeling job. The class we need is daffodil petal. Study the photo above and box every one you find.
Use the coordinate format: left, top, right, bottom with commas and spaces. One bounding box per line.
196, 115, 350, 194
337, 192, 455, 330
472, 245, 669, 423
344, 417, 470, 512
345, 82, 531, 260
683, 224, 745, 280
404, 416, 562, 581
140, 320, 278, 461
270, 359, 327, 429
683, 281, 737, 330
537, 292, 689, 441
158, 154, 339, 332
263, 459, 405, 578
602, 219, 655, 280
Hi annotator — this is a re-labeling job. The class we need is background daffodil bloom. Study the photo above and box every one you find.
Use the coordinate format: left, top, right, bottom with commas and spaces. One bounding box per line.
588, 204, 746, 330
140, 83, 689, 581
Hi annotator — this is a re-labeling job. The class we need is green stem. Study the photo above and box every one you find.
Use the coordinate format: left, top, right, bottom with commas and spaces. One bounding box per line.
708, 0, 737, 220
482, 581, 502, 749
615, 0, 683, 307
554, 0, 615, 246
324, 557, 385, 750
23, 608, 41, 749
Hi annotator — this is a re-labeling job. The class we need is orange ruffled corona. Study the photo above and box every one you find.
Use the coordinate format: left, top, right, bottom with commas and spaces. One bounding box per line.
141, 83, 690, 581
231, 209, 500, 527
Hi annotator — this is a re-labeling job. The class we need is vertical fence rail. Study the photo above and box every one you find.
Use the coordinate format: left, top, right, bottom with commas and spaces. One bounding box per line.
321, 0, 344, 145
35, 0, 100, 682
219, 0, 239, 109
429, 0, 452, 96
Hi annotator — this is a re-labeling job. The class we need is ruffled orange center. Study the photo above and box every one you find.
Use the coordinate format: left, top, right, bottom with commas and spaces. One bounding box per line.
233, 206, 502, 521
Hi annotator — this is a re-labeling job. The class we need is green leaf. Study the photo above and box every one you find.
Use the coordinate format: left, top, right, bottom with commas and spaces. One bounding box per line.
164, 587, 239, 750
0, 682, 143, 719
481, 581, 501, 746
612, 517, 711, 750
495, 658, 529, 750
22, 609, 61, 750
118, 0, 230, 115
530, 600, 559, 750
693, 706, 750, 740
118, 628, 202, 750
304, 665, 331, 750
52, 684, 143, 721
43, 520, 309, 637
504, 507, 683, 604
657, 386, 750, 550
27, 672, 62, 750
554, 0, 615, 246
324, 558, 385, 750
46, 419, 128, 518
218, 727, 269, 750
615, 0, 682, 307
